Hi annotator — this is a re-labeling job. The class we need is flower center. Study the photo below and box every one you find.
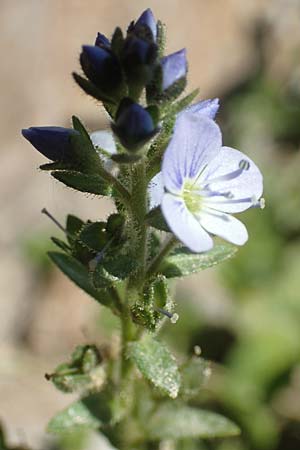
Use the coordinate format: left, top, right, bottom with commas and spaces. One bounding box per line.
182, 180, 202, 213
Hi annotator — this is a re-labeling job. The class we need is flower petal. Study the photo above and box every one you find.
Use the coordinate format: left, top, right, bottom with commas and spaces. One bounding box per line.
148, 172, 164, 210
185, 98, 219, 119
90, 130, 116, 155
198, 208, 248, 245
161, 49, 187, 91
200, 146, 263, 212
162, 193, 213, 253
162, 114, 222, 194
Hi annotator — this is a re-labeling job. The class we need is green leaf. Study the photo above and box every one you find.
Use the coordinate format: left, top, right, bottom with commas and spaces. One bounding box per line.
111, 153, 142, 164
51, 237, 71, 253
180, 357, 211, 398
51, 170, 111, 195
103, 254, 137, 279
168, 88, 200, 116
92, 262, 119, 289
78, 222, 107, 252
156, 20, 166, 58
128, 336, 181, 398
111, 27, 124, 57
66, 214, 85, 239
72, 73, 116, 105
161, 244, 238, 278
47, 400, 101, 434
146, 403, 240, 440
146, 114, 176, 180
146, 206, 169, 232
48, 251, 112, 307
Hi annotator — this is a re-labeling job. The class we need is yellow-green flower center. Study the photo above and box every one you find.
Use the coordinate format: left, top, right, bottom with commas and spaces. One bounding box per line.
182, 180, 202, 213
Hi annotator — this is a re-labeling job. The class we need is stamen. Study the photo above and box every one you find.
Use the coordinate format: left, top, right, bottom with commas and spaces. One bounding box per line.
88, 237, 115, 270
41, 208, 66, 233
155, 307, 179, 323
204, 159, 250, 186
251, 197, 265, 209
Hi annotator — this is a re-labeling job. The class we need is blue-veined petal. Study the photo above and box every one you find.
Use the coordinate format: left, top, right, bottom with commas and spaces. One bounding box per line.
162, 114, 222, 194
185, 98, 219, 119
162, 194, 213, 253
198, 207, 248, 245
200, 146, 263, 212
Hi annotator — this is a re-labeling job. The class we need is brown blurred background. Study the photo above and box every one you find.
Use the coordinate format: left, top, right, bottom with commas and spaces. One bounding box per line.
1, 1, 300, 449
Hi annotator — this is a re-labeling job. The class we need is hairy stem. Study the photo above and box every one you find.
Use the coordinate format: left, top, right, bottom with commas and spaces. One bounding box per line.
146, 235, 177, 279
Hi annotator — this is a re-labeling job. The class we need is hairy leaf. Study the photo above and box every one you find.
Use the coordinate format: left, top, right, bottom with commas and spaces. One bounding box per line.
51, 170, 111, 195
146, 403, 240, 440
47, 400, 100, 434
128, 336, 181, 398
48, 252, 112, 307
161, 244, 237, 278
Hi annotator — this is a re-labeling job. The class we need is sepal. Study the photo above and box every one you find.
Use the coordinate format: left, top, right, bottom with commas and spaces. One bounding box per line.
46, 345, 105, 394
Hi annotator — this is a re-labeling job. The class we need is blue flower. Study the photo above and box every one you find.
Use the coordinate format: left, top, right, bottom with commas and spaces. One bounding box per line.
185, 97, 220, 119
149, 98, 220, 209
161, 49, 187, 91
21, 127, 79, 161
80, 45, 122, 92
112, 99, 158, 151
134, 8, 157, 41
150, 109, 264, 252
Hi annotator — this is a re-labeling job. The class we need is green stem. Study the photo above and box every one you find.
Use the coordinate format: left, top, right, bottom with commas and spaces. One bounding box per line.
130, 158, 148, 287
146, 235, 177, 279
98, 166, 132, 210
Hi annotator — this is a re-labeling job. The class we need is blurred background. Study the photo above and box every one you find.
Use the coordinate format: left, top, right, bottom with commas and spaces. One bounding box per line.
1, 0, 300, 449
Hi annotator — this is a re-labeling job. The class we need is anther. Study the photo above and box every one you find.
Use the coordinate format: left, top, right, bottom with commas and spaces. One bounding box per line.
251, 197, 265, 209
239, 159, 250, 170
156, 307, 179, 323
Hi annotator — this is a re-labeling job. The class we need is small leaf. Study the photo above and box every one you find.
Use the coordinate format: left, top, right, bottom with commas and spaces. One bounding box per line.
51, 170, 111, 195
111, 153, 142, 164
146, 206, 170, 232
47, 400, 101, 434
48, 251, 112, 307
168, 88, 200, 116
146, 403, 240, 440
128, 336, 181, 398
180, 357, 211, 398
78, 222, 107, 252
72, 73, 116, 105
161, 244, 237, 278
66, 214, 85, 239
111, 27, 124, 57
156, 20, 166, 58
103, 254, 137, 279
51, 237, 71, 253
92, 262, 119, 289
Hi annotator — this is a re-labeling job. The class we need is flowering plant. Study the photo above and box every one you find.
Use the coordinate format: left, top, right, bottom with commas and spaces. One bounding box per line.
21, 9, 263, 450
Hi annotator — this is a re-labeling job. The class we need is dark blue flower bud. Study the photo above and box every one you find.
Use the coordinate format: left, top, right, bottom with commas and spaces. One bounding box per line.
161, 48, 187, 91
95, 32, 110, 49
121, 36, 157, 90
134, 8, 157, 41
80, 45, 122, 92
22, 127, 79, 161
111, 99, 158, 151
